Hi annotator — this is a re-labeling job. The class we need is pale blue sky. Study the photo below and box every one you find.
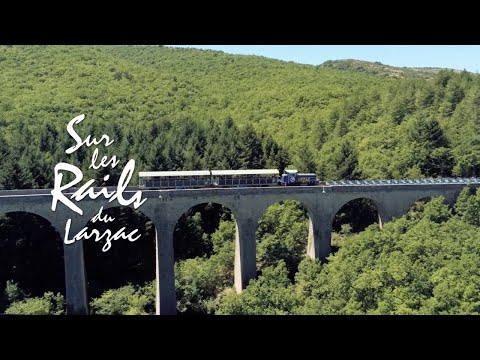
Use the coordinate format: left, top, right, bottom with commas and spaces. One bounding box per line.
170, 45, 480, 73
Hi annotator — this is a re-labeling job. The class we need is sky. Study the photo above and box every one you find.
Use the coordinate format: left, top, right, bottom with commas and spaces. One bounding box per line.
170, 45, 480, 73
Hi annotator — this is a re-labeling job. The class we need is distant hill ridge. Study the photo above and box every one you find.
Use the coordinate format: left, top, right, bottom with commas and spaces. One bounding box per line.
319, 59, 464, 79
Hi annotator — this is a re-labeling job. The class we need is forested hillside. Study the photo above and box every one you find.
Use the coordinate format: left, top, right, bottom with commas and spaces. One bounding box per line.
0, 45, 479, 189
1, 45, 480, 315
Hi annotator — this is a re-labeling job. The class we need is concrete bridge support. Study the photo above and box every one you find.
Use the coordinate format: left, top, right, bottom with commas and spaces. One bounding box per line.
234, 215, 258, 293
307, 214, 332, 260
63, 241, 89, 314
50, 215, 90, 315
152, 219, 177, 315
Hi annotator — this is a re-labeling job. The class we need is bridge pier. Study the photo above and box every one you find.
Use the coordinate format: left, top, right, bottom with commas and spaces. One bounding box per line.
378, 209, 395, 227
153, 220, 177, 315
307, 215, 332, 260
53, 217, 89, 315
234, 215, 258, 293
63, 241, 89, 314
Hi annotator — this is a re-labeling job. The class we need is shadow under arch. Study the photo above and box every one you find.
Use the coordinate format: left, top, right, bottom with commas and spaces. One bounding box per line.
0, 211, 65, 301
331, 198, 384, 252
172, 202, 236, 314
81, 206, 156, 302
256, 199, 312, 280
173, 202, 236, 261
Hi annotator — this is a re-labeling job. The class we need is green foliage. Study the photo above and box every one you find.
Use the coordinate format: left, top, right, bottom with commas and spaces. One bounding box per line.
238, 124, 265, 169
90, 282, 155, 315
421, 197, 451, 224
406, 117, 453, 177
174, 212, 212, 260
1, 280, 26, 312
4, 280, 26, 304
320, 59, 446, 79
294, 144, 316, 173
174, 203, 232, 261
5, 292, 64, 315
216, 261, 300, 315
175, 219, 235, 314
454, 187, 475, 216
340, 223, 353, 234
455, 187, 480, 226
175, 257, 227, 314
256, 201, 309, 277
408, 117, 448, 148
318, 139, 360, 180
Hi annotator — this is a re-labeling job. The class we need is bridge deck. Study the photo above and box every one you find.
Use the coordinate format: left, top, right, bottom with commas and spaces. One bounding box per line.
0, 181, 478, 198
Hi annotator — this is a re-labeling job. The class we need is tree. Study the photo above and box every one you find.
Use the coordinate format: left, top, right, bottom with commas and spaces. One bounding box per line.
407, 117, 453, 176
90, 283, 154, 315
183, 143, 203, 170
295, 145, 316, 173
338, 141, 358, 179
422, 197, 451, 224
455, 186, 476, 217
422, 147, 454, 177
453, 153, 480, 177
408, 117, 448, 148
256, 201, 309, 277
216, 261, 300, 315
39, 123, 58, 153
162, 143, 184, 170
415, 84, 435, 109
146, 137, 166, 171
262, 135, 291, 173
175, 218, 235, 314
0, 156, 30, 189
455, 187, 480, 226
440, 80, 465, 117
0, 135, 10, 189
238, 124, 264, 169
5, 292, 64, 315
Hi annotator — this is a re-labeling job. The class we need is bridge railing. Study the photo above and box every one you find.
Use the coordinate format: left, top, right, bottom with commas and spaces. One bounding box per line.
326, 177, 480, 186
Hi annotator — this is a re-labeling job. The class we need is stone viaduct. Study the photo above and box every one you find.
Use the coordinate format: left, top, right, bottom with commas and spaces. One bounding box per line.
0, 182, 477, 315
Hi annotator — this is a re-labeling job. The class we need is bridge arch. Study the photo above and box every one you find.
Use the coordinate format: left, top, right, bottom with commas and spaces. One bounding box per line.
256, 199, 313, 280
0, 211, 65, 313
328, 197, 387, 253
330, 196, 388, 230
172, 201, 236, 314
79, 205, 156, 313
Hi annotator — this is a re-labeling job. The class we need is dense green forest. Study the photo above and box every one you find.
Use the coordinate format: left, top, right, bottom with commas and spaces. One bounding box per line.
1, 45, 479, 186
0, 45, 480, 314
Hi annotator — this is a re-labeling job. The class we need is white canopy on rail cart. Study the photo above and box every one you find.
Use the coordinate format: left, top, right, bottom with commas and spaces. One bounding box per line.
210, 169, 279, 176
139, 171, 211, 177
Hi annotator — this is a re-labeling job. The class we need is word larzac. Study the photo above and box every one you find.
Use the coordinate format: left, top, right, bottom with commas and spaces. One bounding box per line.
51, 114, 147, 252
